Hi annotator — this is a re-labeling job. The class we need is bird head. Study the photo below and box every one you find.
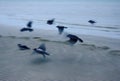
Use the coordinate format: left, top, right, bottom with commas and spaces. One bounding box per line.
18, 44, 21, 46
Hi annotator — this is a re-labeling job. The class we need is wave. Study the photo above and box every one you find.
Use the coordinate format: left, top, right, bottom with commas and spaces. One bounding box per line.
11, 17, 120, 32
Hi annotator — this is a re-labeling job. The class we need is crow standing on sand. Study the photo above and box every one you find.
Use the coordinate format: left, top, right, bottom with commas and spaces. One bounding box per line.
88, 20, 96, 25
66, 34, 83, 45
47, 18, 55, 25
33, 43, 50, 58
20, 21, 34, 32
17, 44, 30, 50
56, 25, 68, 35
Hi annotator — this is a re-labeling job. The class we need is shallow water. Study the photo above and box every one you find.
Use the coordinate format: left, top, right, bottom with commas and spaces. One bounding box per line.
0, 1, 120, 39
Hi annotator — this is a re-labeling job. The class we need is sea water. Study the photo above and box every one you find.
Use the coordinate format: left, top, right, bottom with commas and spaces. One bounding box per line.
0, 0, 120, 39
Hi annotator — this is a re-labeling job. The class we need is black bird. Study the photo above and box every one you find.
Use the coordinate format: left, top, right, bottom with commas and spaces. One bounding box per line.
47, 18, 55, 25
33, 43, 50, 58
66, 34, 83, 45
27, 21, 33, 28
20, 21, 34, 32
20, 28, 33, 32
17, 44, 30, 50
88, 20, 96, 25
56, 25, 68, 35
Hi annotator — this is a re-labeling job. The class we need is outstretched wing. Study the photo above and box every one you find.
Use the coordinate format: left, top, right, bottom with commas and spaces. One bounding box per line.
78, 37, 83, 42
27, 21, 33, 28
38, 43, 46, 51
56, 26, 68, 35
58, 27, 64, 35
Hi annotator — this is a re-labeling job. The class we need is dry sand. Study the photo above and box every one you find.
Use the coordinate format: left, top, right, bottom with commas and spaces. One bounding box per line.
0, 24, 120, 81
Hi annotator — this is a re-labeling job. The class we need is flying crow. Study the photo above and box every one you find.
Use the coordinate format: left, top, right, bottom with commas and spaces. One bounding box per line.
56, 25, 68, 35
88, 20, 96, 25
20, 21, 34, 32
33, 43, 50, 58
17, 44, 30, 50
47, 18, 55, 25
66, 34, 83, 45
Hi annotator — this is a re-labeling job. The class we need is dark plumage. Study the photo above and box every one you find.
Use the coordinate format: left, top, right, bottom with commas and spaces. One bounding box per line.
66, 34, 83, 45
33, 43, 50, 58
20, 28, 33, 32
20, 21, 34, 32
47, 18, 55, 25
17, 44, 30, 50
38, 43, 46, 51
88, 20, 96, 25
27, 21, 33, 28
56, 25, 68, 35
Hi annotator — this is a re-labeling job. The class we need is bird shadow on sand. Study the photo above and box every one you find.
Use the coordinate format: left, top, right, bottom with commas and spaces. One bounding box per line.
30, 57, 51, 65
6, 36, 17, 39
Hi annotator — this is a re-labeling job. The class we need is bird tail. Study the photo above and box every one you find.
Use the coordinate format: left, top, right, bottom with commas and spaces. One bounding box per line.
78, 38, 83, 42
45, 52, 50, 56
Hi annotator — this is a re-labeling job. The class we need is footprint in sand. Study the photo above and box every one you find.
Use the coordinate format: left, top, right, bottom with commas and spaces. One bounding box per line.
97, 46, 110, 50
18, 37, 30, 40
81, 44, 110, 50
33, 37, 41, 39
109, 50, 120, 56
7, 36, 16, 39
81, 44, 98, 50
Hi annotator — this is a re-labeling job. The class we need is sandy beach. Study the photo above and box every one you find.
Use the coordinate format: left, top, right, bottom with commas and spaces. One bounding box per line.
0, 24, 120, 81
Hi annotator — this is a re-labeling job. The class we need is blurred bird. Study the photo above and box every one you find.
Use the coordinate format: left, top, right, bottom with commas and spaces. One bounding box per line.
88, 20, 96, 25
56, 25, 68, 35
20, 28, 33, 32
47, 18, 55, 25
66, 34, 83, 45
20, 21, 34, 32
33, 43, 50, 58
17, 44, 30, 50
27, 21, 33, 28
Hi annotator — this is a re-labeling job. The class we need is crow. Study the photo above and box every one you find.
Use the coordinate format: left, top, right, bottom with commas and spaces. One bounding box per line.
17, 44, 30, 50
66, 34, 83, 45
88, 20, 96, 25
33, 43, 50, 58
47, 18, 55, 25
20, 21, 34, 32
56, 25, 68, 35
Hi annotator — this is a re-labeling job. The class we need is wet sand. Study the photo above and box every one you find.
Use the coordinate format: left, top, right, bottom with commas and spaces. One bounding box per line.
0, 24, 120, 81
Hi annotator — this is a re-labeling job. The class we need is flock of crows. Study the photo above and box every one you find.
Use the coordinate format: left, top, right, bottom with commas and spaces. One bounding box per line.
18, 19, 96, 58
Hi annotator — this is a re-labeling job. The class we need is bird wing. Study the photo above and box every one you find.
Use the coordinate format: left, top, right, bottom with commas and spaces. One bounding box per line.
20, 28, 27, 32
38, 43, 46, 51
44, 52, 50, 55
78, 37, 83, 42
27, 21, 32, 28
58, 27, 64, 35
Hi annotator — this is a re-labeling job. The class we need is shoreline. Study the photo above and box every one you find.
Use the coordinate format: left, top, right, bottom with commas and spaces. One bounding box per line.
0, 24, 120, 39
0, 24, 120, 51
0, 24, 120, 81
